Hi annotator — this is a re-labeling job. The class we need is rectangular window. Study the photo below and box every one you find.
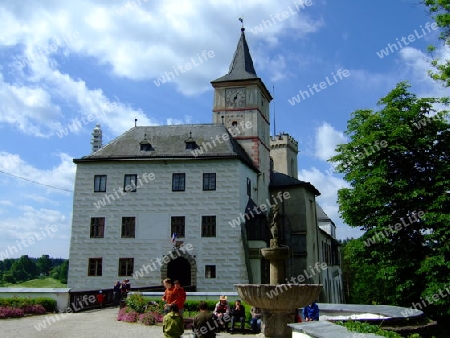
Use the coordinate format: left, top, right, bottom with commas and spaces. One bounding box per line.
171, 216, 185, 238
247, 178, 251, 196
119, 258, 134, 276
205, 265, 216, 278
201, 216, 216, 237
88, 258, 102, 276
124, 174, 137, 192
203, 173, 216, 191
121, 217, 135, 238
94, 175, 107, 192
90, 217, 105, 238
172, 173, 185, 191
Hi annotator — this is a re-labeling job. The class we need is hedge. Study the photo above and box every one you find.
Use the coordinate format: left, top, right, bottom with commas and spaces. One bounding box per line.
0, 297, 56, 312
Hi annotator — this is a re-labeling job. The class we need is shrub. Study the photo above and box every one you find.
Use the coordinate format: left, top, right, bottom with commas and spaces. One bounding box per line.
0, 297, 55, 312
126, 293, 147, 313
138, 312, 156, 325
117, 307, 139, 322
22, 304, 46, 315
0, 306, 25, 319
32, 298, 56, 312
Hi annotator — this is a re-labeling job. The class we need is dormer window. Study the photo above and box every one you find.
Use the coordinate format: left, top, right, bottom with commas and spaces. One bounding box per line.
139, 134, 154, 151
184, 131, 198, 150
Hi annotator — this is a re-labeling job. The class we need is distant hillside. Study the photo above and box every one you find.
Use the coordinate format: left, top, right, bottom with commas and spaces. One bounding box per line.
1, 277, 67, 288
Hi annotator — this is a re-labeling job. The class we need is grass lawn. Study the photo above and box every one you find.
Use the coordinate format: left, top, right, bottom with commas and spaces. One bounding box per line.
1, 277, 67, 288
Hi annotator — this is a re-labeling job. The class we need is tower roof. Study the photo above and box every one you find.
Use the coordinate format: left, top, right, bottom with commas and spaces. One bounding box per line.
211, 28, 258, 83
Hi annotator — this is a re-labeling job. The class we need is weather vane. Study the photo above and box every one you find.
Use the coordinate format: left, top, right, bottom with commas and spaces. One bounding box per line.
238, 17, 244, 29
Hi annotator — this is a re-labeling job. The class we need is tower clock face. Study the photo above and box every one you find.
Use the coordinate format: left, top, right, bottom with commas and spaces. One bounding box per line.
225, 88, 246, 108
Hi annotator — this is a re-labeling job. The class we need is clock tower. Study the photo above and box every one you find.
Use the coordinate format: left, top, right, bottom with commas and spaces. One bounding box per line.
211, 27, 272, 197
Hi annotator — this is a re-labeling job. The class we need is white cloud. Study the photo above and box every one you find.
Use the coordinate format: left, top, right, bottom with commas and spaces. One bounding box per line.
315, 122, 347, 161
0, 152, 75, 193
0, 206, 70, 259
0, 74, 62, 136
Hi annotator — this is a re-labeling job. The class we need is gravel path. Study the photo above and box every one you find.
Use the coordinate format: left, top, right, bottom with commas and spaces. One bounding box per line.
1, 307, 260, 338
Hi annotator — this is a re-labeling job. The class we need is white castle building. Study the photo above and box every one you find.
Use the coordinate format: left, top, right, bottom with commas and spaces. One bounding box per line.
67, 28, 343, 303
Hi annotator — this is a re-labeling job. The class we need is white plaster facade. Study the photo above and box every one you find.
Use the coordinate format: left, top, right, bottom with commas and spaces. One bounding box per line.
68, 159, 263, 291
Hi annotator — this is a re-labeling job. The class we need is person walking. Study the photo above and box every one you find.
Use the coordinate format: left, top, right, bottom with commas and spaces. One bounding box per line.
163, 303, 184, 338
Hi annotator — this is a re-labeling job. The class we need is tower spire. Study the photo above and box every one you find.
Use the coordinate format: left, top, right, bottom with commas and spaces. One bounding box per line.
211, 23, 257, 83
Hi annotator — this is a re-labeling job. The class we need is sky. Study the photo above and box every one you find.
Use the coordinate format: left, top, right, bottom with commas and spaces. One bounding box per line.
0, 0, 448, 259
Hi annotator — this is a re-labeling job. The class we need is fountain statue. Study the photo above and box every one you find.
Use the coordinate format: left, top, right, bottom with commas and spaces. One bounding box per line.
235, 204, 322, 338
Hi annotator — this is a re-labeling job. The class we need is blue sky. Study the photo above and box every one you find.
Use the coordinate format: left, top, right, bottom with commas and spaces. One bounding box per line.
0, 0, 448, 259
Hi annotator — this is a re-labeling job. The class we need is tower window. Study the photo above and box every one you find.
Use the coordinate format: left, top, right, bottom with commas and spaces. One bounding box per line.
232, 121, 238, 126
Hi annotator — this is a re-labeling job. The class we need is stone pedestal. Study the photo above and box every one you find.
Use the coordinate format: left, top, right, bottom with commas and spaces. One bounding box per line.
261, 246, 289, 285
234, 284, 323, 338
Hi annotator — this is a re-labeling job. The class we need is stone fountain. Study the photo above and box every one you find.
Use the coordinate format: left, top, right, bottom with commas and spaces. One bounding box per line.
235, 205, 322, 338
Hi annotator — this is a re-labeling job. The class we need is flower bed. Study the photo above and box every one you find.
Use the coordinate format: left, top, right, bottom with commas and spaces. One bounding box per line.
0, 297, 51, 319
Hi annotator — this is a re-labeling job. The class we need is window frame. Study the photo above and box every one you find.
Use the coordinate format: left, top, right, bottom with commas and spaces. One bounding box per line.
123, 174, 137, 193
118, 258, 134, 277
94, 175, 107, 192
121, 217, 136, 238
201, 215, 216, 237
90, 217, 105, 238
171, 216, 185, 238
205, 265, 216, 278
172, 173, 186, 191
88, 258, 102, 276
202, 173, 216, 191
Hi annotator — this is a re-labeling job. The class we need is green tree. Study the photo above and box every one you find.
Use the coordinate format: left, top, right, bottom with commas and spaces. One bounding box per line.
50, 260, 69, 284
36, 254, 52, 276
10, 255, 38, 283
424, 0, 450, 86
330, 82, 449, 313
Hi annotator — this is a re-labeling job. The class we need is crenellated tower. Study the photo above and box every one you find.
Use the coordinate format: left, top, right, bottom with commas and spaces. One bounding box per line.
270, 133, 299, 179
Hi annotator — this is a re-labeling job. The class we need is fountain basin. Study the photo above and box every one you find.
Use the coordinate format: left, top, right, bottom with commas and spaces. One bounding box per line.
234, 284, 322, 311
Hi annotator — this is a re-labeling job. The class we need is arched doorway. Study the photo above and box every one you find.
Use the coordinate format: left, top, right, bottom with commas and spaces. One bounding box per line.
167, 257, 191, 287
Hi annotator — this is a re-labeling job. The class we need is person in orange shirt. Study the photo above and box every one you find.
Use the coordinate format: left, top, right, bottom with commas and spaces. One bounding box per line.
162, 278, 183, 314
174, 280, 186, 317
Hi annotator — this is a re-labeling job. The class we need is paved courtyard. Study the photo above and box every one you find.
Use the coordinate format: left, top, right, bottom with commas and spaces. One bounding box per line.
1, 307, 261, 338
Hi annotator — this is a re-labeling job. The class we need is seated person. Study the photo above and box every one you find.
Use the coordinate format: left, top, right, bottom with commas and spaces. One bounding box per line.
213, 295, 230, 331
193, 301, 216, 338
250, 306, 262, 333
302, 302, 319, 321
230, 299, 245, 334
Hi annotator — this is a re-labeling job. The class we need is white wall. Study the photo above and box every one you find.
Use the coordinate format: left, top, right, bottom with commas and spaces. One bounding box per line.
68, 159, 258, 292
